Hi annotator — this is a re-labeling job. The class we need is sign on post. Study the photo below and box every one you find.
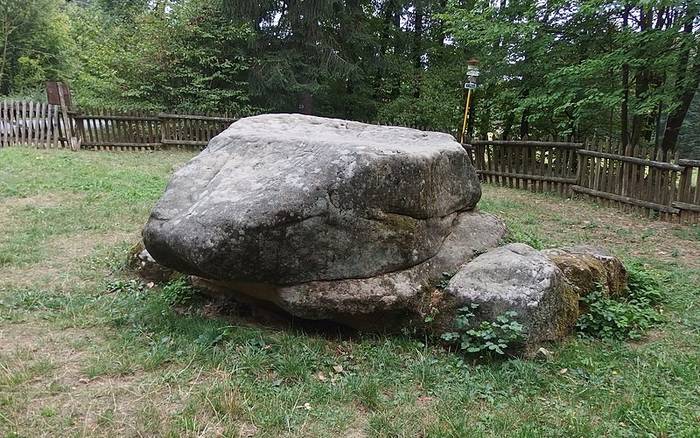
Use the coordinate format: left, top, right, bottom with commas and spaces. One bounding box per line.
46, 81, 78, 150
46, 81, 72, 108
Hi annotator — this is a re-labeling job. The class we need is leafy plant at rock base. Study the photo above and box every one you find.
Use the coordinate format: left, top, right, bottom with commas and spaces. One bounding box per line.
195, 325, 231, 349
161, 277, 197, 306
441, 304, 525, 356
576, 266, 663, 340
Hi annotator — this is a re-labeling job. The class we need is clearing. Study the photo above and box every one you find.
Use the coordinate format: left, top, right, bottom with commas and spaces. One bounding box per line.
1, 148, 698, 437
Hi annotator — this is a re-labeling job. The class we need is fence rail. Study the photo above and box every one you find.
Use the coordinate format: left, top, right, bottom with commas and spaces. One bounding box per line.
160, 113, 236, 149
467, 138, 700, 224
469, 139, 580, 196
0, 101, 239, 151
73, 108, 161, 150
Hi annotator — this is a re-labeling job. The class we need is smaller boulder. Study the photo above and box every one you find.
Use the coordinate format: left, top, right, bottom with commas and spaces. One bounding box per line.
129, 242, 175, 283
542, 245, 627, 299
443, 243, 578, 348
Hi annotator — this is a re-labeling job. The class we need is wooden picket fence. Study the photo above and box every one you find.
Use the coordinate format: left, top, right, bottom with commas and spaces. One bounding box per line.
160, 113, 237, 149
72, 108, 237, 151
0, 101, 66, 148
468, 140, 581, 196
0, 101, 239, 151
467, 138, 700, 223
72, 108, 161, 151
2, 99, 699, 223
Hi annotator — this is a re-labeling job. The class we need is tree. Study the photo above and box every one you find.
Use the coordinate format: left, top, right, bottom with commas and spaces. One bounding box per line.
68, 0, 255, 113
0, 0, 71, 96
443, 0, 700, 156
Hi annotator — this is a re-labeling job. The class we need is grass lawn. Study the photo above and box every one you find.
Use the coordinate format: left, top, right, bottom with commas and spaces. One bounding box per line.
1, 147, 699, 437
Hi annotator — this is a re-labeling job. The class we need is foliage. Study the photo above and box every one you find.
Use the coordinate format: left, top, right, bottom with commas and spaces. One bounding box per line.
505, 227, 543, 250
66, 0, 255, 113
107, 279, 147, 294
161, 277, 197, 306
442, 0, 700, 155
441, 304, 525, 356
0, 0, 73, 95
4, 0, 700, 153
576, 266, 663, 340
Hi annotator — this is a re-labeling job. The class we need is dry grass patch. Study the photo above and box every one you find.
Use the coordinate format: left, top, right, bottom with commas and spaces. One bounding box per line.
482, 185, 700, 269
0, 230, 137, 289
0, 321, 198, 437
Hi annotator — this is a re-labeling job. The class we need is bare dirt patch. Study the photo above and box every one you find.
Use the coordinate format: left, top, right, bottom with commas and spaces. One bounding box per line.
0, 192, 84, 210
0, 192, 84, 230
0, 321, 189, 437
1, 230, 137, 289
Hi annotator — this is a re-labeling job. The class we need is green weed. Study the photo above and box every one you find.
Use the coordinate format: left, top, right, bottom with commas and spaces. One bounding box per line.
441, 304, 525, 356
576, 265, 664, 340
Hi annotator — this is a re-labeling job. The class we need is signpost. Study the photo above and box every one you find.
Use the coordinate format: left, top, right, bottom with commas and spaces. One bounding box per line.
46, 81, 78, 150
460, 60, 480, 144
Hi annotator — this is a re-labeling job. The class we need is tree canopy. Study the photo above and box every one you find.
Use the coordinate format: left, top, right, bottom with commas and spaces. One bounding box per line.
2, 0, 700, 157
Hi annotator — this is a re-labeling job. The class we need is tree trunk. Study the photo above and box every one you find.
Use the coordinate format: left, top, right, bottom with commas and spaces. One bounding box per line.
621, 5, 630, 150
0, 21, 13, 94
631, 5, 654, 147
412, 1, 423, 98
502, 111, 515, 140
519, 108, 529, 140
298, 92, 313, 115
660, 4, 700, 156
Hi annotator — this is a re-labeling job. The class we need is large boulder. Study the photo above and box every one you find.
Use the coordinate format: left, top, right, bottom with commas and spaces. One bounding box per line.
194, 211, 507, 328
443, 243, 579, 346
143, 114, 481, 285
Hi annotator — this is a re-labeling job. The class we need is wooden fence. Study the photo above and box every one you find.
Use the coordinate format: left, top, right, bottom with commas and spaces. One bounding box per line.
467, 138, 700, 223
73, 108, 161, 151
0, 101, 238, 151
72, 108, 237, 151
0, 101, 65, 148
160, 113, 236, 149
468, 140, 580, 196
2, 99, 699, 223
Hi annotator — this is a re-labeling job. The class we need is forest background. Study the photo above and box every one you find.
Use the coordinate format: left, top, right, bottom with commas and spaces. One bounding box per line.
3, 0, 700, 157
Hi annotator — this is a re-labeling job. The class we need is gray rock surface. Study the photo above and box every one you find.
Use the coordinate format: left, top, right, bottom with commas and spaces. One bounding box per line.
143, 114, 481, 285
444, 243, 578, 345
194, 211, 506, 328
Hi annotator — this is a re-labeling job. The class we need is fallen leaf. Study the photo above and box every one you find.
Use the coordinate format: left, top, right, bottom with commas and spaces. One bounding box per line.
333, 364, 344, 373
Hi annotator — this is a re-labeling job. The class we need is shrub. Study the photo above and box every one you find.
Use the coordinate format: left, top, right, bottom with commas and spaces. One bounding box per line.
576, 266, 663, 340
440, 304, 525, 356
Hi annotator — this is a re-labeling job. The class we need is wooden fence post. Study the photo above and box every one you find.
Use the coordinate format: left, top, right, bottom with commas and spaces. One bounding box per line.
57, 85, 78, 150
